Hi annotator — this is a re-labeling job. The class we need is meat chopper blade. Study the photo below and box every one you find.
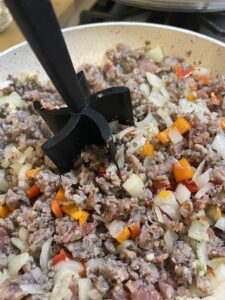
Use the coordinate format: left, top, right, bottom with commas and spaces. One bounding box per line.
5, 0, 134, 173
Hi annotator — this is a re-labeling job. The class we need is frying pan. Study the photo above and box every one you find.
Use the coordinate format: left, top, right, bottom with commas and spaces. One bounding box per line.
1, 22, 225, 299
115, 0, 225, 13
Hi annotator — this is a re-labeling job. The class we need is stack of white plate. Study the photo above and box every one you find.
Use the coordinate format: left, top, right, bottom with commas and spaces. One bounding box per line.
0, 2, 12, 32
115, 0, 225, 12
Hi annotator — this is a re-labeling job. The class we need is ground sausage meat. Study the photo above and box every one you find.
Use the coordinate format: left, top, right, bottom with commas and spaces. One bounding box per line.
0, 43, 225, 299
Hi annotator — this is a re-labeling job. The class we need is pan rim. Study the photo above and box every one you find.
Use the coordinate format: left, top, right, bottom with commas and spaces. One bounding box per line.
1, 21, 225, 58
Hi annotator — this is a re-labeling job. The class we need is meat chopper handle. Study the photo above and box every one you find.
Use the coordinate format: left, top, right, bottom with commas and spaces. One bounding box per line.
5, 0, 85, 113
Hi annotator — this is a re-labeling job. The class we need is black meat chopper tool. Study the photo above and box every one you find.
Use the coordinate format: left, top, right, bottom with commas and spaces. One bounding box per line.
5, 0, 134, 173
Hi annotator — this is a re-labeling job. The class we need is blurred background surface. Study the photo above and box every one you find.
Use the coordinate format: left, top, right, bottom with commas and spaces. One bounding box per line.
1, 0, 225, 52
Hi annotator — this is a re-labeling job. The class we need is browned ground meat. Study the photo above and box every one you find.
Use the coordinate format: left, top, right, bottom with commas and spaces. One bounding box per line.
0, 43, 225, 299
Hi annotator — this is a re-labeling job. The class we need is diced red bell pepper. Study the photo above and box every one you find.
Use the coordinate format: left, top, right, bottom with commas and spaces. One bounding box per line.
176, 63, 193, 78
182, 180, 199, 193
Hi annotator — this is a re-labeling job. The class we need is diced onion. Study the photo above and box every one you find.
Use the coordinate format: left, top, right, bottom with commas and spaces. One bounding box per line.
164, 230, 178, 253
179, 99, 210, 123
188, 220, 209, 241
2, 144, 20, 168
145, 252, 155, 261
0, 91, 25, 112
135, 113, 158, 128
21, 284, 43, 294
148, 92, 168, 107
154, 205, 164, 223
160, 87, 170, 100
143, 157, 153, 168
168, 127, 183, 144
195, 182, 213, 199
193, 67, 209, 77
147, 46, 164, 63
209, 263, 225, 290
208, 257, 225, 269
11, 237, 27, 251
54, 260, 83, 274
51, 260, 83, 300
146, 72, 164, 88
212, 134, 225, 159
154, 192, 179, 211
196, 241, 208, 275
148, 263, 159, 282
78, 278, 93, 300
140, 83, 150, 96
116, 126, 135, 140
175, 184, 191, 204
194, 170, 210, 189
88, 288, 103, 300
40, 238, 52, 271
122, 174, 145, 197
160, 204, 177, 220
31, 267, 43, 282
50, 269, 74, 300
157, 108, 173, 127
215, 215, 225, 231
18, 163, 32, 190
192, 160, 205, 181
0, 169, 9, 192
126, 136, 146, 155
8, 252, 29, 276
0, 269, 9, 285
19, 227, 28, 241
107, 220, 126, 239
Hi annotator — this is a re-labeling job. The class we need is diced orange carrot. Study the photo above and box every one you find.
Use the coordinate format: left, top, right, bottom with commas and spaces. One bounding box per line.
0, 205, 9, 219
26, 184, 41, 199
55, 186, 66, 202
128, 224, 140, 239
179, 158, 190, 167
197, 76, 209, 85
61, 203, 78, 218
116, 226, 131, 243
25, 167, 41, 179
186, 94, 196, 101
173, 158, 194, 182
221, 118, 225, 130
173, 117, 191, 134
139, 141, 154, 158
73, 210, 90, 227
51, 199, 63, 218
156, 129, 170, 144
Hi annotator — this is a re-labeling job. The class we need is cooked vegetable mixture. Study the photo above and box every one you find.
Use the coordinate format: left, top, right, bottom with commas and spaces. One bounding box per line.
1, 43, 225, 299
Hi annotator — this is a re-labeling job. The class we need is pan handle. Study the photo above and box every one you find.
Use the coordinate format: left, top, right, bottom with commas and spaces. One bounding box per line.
5, 0, 85, 113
